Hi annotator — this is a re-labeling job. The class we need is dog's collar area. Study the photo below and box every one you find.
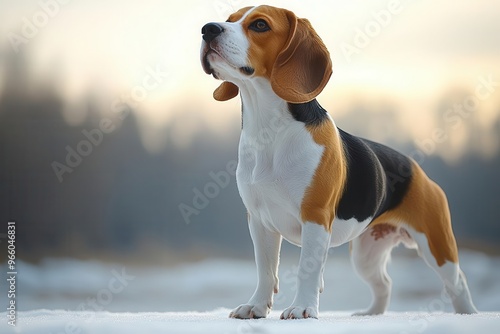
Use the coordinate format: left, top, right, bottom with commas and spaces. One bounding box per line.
287, 99, 328, 126
239, 66, 255, 75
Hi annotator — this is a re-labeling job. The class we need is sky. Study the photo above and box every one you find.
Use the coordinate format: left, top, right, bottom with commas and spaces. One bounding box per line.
0, 0, 499, 158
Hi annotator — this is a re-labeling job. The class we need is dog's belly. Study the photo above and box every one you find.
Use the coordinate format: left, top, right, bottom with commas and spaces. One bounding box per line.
330, 217, 372, 246
239, 178, 372, 247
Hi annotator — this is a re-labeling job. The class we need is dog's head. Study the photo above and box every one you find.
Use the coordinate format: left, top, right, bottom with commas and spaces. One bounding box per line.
200, 5, 332, 103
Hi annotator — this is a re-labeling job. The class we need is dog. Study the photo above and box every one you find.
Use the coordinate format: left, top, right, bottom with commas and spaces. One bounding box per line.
200, 5, 478, 319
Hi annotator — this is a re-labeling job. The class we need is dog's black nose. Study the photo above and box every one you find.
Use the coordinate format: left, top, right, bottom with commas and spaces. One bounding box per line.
202, 23, 224, 42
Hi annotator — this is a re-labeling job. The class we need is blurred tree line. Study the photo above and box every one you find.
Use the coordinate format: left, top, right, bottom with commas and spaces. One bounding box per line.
1, 52, 499, 263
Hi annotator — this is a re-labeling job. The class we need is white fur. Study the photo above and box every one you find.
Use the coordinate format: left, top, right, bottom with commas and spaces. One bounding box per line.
281, 222, 331, 319
403, 226, 478, 314
351, 225, 408, 315
229, 215, 282, 319
331, 217, 372, 247
203, 7, 256, 81
236, 78, 324, 242
352, 225, 477, 315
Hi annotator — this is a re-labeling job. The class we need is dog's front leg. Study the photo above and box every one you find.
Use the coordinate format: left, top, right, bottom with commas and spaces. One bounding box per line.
281, 222, 331, 319
229, 215, 282, 319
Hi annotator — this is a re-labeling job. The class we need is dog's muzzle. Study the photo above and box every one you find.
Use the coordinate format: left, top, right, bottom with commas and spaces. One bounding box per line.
202, 23, 224, 42
201, 23, 224, 76
200, 22, 255, 77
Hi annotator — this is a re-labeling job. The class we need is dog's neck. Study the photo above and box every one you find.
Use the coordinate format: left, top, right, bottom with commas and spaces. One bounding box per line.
237, 77, 293, 134
236, 77, 331, 134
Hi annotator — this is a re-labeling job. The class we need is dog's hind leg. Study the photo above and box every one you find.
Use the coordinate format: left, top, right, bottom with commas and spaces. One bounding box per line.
380, 161, 477, 314
404, 224, 478, 314
351, 223, 402, 316
401, 163, 477, 314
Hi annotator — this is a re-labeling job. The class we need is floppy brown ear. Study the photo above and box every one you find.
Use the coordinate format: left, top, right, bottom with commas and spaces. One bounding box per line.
213, 81, 239, 101
271, 12, 332, 103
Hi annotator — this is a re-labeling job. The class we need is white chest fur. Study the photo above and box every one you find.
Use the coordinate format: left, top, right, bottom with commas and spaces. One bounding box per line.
235, 78, 370, 247
236, 116, 324, 244
234, 79, 320, 244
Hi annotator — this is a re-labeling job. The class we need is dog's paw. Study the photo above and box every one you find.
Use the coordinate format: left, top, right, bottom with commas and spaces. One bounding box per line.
229, 303, 270, 319
280, 305, 318, 319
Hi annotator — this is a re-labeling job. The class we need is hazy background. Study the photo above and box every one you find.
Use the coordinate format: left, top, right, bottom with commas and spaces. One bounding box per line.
1, 0, 499, 265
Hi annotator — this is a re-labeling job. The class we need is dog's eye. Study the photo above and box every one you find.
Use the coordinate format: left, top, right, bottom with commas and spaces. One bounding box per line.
249, 19, 270, 32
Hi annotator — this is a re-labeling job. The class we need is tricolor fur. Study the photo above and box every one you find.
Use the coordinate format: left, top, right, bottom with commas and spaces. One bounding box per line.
200, 5, 477, 319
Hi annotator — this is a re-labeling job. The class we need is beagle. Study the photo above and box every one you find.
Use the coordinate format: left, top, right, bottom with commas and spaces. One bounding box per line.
200, 5, 477, 319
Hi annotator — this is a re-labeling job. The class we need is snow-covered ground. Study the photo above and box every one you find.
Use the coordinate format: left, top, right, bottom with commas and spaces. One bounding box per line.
1, 249, 499, 333
5, 309, 500, 334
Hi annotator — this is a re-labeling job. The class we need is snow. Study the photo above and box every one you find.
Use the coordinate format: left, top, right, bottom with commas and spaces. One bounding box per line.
2, 309, 499, 334
1, 250, 499, 333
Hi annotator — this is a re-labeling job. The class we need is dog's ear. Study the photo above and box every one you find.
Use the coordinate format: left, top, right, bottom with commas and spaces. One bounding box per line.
213, 81, 239, 101
271, 11, 332, 103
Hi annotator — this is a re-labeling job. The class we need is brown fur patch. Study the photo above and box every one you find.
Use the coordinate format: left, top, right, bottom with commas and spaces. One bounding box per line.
241, 6, 293, 78
300, 123, 347, 230
240, 6, 332, 103
371, 223, 397, 241
370, 161, 459, 266
226, 6, 254, 23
